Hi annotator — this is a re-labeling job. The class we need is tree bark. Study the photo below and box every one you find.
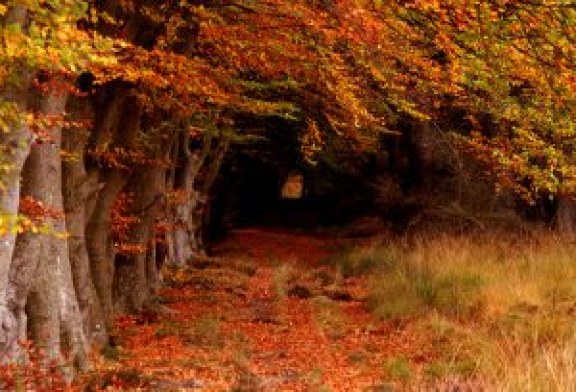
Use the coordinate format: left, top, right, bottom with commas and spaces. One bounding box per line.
63, 97, 107, 346
167, 130, 230, 264
554, 195, 576, 238
146, 238, 162, 293
7, 157, 47, 359
0, 5, 32, 359
11, 88, 89, 371
190, 135, 230, 256
86, 93, 140, 323
114, 166, 165, 314
170, 131, 206, 264
85, 170, 125, 324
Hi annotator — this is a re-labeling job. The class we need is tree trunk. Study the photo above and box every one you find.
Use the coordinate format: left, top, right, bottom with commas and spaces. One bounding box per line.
0, 5, 32, 358
114, 166, 165, 314
554, 195, 576, 238
146, 238, 162, 293
167, 130, 230, 264
169, 173, 199, 264
86, 93, 141, 322
63, 97, 107, 346
168, 131, 206, 265
85, 170, 125, 324
25, 242, 61, 360
11, 88, 89, 371
6, 135, 51, 360
192, 135, 230, 255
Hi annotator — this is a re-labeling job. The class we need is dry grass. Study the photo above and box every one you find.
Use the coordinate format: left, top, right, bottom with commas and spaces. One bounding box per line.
327, 231, 576, 390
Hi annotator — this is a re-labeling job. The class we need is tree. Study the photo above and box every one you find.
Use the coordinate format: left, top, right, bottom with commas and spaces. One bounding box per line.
0, 0, 113, 369
395, 1, 576, 223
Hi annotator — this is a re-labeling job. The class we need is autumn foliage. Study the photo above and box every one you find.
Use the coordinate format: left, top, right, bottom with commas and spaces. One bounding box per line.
3, 0, 576, 389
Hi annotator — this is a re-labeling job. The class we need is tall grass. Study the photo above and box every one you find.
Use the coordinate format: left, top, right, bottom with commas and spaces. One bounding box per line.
326, 232, 576, 390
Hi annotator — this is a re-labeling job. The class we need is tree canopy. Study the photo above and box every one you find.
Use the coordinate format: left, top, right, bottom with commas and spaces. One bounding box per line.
2, 0, 576, 382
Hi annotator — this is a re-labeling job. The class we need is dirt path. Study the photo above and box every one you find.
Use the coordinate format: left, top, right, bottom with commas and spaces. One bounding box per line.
81, 229, 435, 391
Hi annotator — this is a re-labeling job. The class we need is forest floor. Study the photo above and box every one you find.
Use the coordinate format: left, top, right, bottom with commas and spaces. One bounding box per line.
78, 228, 439, 391
78, 228, 576, 391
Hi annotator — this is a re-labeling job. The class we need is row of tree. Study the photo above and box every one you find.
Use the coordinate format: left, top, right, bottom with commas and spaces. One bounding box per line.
1, 0, 575, 378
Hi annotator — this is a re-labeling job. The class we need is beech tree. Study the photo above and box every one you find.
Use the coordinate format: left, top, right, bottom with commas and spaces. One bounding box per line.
396, 1, 576, 226
0, 1, 114, 368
